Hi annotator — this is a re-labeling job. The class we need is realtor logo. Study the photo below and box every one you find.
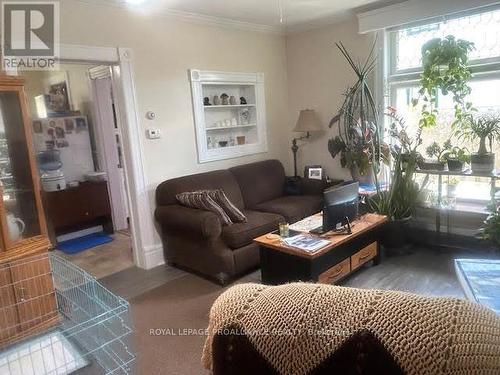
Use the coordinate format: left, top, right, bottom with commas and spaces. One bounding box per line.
2, 1, 60, 70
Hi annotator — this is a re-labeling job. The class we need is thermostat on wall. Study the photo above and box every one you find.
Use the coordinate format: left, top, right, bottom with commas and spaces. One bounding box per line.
146, 128, 161, 139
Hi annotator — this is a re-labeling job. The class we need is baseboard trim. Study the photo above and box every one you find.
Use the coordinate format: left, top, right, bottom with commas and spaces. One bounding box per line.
142, 244, 165, 269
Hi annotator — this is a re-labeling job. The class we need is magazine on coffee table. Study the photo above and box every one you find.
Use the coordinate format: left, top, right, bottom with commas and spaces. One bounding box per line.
282, 235, 331, 253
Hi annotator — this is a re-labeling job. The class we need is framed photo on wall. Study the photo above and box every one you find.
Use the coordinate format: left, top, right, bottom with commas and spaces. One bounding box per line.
304, 165, 323, 180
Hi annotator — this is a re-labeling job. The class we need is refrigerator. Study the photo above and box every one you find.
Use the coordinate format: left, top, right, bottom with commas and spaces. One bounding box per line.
31, 116, 95, 183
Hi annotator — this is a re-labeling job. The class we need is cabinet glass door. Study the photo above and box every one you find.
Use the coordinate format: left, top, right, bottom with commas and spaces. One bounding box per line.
0, 90, 41, 247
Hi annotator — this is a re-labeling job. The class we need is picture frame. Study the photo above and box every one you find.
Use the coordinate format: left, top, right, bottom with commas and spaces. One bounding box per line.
304, 165, 323, 180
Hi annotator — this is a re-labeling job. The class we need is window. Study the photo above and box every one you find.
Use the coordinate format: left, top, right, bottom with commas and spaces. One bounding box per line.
386, 7, 500, 203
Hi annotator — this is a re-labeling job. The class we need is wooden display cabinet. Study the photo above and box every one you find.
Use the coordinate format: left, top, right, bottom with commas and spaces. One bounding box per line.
0, 75, 56, 348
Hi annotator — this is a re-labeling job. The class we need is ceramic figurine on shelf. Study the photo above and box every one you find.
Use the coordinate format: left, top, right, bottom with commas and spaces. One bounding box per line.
231, 118, 238, 126
229, 96, 237, 105
204, 97, 211, 106
239, 108, 250, 125
221, 93, 229, 105
213, 95, 221, 105
240, 96, 247, 105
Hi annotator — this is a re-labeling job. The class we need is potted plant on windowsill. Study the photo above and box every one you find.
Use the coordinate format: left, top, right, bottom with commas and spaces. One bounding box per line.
328, 41, 381, 185
459, 113, 500, 173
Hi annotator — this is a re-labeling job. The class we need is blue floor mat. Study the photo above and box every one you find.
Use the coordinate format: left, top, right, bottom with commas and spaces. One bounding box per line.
58, 232, 113, 254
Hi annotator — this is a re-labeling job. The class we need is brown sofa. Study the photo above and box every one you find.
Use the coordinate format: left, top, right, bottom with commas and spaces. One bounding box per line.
155, 160, 325, 284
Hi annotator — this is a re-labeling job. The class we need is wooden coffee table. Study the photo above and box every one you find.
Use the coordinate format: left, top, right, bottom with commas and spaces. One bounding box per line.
254, 213, 388, 285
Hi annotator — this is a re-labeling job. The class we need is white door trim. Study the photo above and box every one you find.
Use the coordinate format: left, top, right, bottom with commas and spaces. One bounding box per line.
55, 43, 158, 269
89, 73, 129, 231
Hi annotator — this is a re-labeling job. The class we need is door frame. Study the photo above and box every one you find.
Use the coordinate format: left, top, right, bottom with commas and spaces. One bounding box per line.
55, 44, 157, 269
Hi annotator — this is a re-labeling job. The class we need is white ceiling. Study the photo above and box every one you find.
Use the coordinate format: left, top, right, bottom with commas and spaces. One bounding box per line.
93, 0, 401, 33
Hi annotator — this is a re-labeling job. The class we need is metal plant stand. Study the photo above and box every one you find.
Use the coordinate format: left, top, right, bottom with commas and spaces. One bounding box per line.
415, 168, 499, 237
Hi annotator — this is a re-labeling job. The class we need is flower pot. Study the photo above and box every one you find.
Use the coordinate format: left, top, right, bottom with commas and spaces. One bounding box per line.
418, 159, 446, 171
381, 216, 412, 250
446, 158, 464, 172
470, 153, 495, 173
447, 184, 458, 198
350, 166, 375, 185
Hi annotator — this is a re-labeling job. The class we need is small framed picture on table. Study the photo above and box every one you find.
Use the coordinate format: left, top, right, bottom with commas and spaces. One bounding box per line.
304, 165, 323, 180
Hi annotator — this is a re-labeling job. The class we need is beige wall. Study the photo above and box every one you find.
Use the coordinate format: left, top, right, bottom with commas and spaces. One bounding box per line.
286, 18, 374, 181
59, 0, 291, 192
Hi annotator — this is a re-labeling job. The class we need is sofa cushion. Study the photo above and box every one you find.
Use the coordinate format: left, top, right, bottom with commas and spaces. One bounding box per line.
176, 191, 232, 225
229, 160, 286, 208
208, 190, 247, 223
253, 195, 323, 223
222, 210, 283, 249
156, 169, 245, 209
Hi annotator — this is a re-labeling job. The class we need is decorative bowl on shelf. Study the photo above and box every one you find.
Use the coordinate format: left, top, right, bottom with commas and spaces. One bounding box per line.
218, 141, 228, 147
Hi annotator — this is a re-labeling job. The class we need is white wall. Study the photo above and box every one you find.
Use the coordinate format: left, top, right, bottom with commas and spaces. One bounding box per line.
286, 18, 375, 181
55, 0, 290, 265
59, 1, 290, 179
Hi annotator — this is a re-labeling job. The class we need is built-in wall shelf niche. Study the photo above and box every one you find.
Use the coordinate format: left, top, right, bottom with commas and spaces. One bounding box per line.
189, 70, 267, 163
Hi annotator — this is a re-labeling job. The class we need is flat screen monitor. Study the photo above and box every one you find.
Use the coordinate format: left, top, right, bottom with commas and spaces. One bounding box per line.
322, 181, 359, 233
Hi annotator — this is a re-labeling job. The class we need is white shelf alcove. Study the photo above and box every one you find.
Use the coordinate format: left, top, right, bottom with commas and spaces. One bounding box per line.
189, 70, 267, 163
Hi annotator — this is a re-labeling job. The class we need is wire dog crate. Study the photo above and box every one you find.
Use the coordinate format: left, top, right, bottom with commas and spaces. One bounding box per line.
0, 253, 135, 374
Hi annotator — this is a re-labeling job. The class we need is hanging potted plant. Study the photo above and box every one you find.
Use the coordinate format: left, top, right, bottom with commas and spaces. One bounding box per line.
459, 114, 500, 173
328, 41, 381, 185
413, 35, 474, 129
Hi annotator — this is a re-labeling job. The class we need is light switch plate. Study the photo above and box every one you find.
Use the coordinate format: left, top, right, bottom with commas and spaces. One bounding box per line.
146, 128, 161, 139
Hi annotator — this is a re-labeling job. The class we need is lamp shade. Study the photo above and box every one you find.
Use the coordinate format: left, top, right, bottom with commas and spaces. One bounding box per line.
293, 109, 323, 133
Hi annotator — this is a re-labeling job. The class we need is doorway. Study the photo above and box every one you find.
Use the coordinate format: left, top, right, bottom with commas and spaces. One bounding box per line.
21, 62, 135, 278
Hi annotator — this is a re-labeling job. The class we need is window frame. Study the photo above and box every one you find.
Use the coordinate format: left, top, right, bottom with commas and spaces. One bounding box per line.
383, 8, 500, 205
387, 4, 500, 79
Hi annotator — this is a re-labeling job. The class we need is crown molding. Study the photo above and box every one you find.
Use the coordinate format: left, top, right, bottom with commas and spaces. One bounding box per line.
285, 11, 354, 35
73, 0, 284, 35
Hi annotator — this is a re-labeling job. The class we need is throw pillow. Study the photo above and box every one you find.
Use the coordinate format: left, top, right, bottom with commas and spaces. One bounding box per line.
176, 191, 233, 225
207, 190, 247, 223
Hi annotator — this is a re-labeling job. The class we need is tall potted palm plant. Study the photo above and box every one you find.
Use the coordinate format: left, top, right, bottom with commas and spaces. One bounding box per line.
328, 41, 381, 184
458, 114, 500, 173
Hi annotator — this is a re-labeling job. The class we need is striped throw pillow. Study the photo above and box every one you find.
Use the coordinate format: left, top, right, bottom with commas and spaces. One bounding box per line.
207, 189, 247, 223
176, 191, 232, 225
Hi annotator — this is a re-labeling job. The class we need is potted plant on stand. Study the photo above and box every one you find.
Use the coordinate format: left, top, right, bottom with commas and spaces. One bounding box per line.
443, 146, 469, 171
328, 41, 381, 185
459, 114, 500, 173
419, 141, 450, 171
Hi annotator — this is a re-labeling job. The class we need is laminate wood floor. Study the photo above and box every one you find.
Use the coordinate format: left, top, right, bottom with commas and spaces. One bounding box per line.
53, 232, 134, 279
101, 245, 500, 301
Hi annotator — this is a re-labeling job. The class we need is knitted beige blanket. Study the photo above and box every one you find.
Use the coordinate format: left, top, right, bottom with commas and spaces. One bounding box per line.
202, 283, 500, 374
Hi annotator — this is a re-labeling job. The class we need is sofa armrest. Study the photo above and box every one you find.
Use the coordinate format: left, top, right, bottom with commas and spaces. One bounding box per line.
155, 205, 222, 239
